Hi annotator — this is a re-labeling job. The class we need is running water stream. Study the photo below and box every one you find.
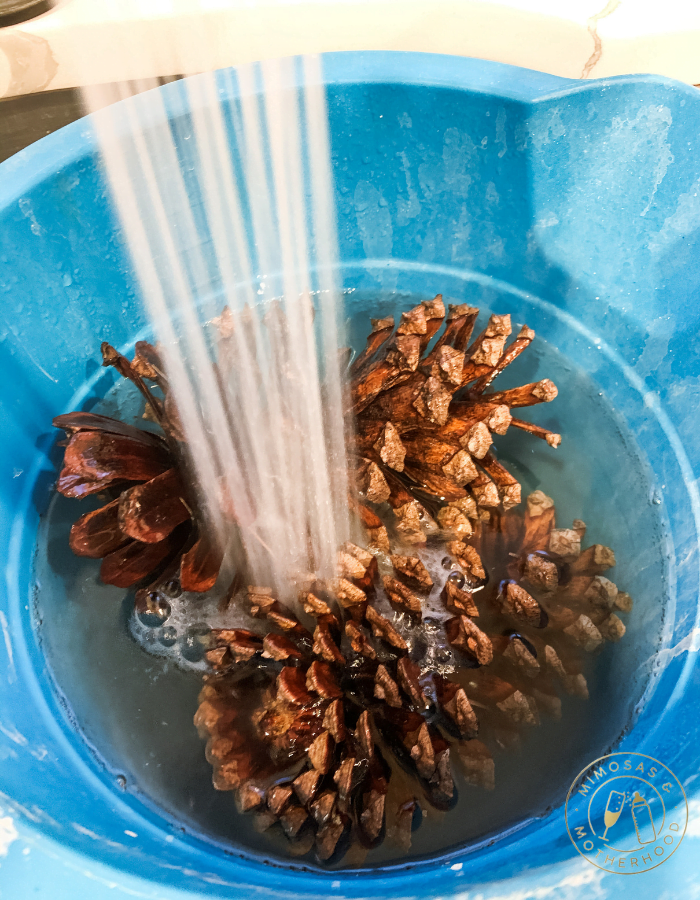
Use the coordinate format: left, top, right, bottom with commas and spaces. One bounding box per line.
82, 55, 350, 600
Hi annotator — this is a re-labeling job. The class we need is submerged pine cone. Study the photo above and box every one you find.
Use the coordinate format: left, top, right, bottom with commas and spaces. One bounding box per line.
191, 298, 631, 864
350, 296, 560, 544
480, 492, 631, 683
53, 341, 222, 600
196, 491, 632, 864
196, 543, 487, 864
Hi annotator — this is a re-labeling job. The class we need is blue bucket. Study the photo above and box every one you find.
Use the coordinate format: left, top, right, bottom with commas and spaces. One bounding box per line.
0, 52, 698, 898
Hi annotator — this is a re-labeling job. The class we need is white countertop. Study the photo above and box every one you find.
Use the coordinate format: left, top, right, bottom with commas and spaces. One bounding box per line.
1, 0, 699, 100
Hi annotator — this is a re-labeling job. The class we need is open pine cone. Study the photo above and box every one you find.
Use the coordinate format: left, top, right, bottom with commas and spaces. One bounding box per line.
53, 341, 222, 611
195, 488, 631, 864
193, 298, 632, 864
350, 295, 560, 546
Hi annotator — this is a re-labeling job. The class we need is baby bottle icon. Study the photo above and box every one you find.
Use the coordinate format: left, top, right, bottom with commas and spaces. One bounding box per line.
631, 791, 656, 844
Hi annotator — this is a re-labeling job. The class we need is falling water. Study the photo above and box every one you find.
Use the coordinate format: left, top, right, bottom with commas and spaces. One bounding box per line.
81, 56, 350, 599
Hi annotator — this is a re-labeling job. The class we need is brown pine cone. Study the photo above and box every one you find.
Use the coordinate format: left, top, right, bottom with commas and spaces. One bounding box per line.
350, 297, 562, 541
54, 341, 223, 597
196, 484, 632, 864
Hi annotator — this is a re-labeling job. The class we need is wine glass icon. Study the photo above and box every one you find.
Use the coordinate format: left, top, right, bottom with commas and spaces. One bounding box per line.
602, 790, 626, 840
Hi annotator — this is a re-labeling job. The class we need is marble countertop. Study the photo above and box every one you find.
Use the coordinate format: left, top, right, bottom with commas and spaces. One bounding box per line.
1, 0, 700, 100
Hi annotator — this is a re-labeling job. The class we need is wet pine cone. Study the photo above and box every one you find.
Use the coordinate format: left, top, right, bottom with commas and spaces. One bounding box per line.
53, 341, 223, 608
194, 299, 631, 864
349, 295, 561, 546
195, 491, 631, 864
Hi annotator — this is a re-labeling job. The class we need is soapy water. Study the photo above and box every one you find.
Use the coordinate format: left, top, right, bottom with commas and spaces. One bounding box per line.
128, 541, 463, 677
34, 290, 668, 867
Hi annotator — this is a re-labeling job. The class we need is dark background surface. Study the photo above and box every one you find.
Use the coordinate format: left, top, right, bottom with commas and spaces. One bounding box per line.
0, 0, 53, 28
0, 77, 184, 164
1, 88, 83, 162
0, 0, 74, 159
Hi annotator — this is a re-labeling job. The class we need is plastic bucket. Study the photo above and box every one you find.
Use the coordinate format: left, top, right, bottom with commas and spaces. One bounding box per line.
0, 52, 698, 897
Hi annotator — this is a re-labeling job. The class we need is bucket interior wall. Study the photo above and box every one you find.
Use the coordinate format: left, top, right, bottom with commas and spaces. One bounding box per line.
1, 53, 699, 895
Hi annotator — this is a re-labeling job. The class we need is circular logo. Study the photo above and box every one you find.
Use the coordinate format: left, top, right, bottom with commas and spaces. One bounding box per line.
565, 753, 688, 874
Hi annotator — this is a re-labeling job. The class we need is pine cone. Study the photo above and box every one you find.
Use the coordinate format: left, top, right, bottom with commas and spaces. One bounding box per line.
350, 296, 561, 542
195, 496, 631, 863
197, 553, 468, 864
53, 341, 222, 600
476, 490, 630, 702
